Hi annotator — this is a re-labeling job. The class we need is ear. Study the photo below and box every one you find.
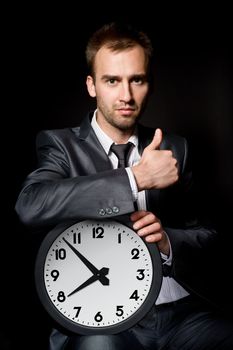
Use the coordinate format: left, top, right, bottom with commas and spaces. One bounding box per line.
86, 75, 96, 97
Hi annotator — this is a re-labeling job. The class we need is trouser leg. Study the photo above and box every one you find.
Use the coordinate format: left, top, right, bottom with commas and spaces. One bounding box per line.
130, 297, 233, 350
48, 328, 69, 350
48, 298, 233, 350
48, 328, 144, 350
67, 333, 144, 350
166, 309, 233, 350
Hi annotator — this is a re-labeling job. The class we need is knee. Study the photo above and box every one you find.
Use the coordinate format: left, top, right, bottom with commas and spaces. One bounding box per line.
69, 334, 129, 350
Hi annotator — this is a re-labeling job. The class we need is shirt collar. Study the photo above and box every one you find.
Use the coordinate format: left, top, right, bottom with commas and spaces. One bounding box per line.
91, 109, 138, 155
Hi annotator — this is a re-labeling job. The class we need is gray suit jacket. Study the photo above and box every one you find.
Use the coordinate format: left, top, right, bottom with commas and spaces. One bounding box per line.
15, 112, 195, 226
15, 112, 221, 312
15, 112, 217, 288
15, 112, 224, 349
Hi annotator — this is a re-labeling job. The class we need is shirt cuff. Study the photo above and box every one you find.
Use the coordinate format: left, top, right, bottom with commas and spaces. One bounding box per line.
125, 167, 138, 201
160, 231, 172, 266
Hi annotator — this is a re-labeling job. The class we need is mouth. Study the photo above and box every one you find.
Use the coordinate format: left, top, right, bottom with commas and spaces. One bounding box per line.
116, 108, 135, 116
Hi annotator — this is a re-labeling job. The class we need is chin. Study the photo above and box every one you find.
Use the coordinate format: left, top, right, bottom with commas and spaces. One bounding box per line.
117, 120, 137, 131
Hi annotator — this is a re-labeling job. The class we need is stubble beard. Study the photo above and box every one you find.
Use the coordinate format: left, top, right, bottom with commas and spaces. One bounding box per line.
97, 103, 142, 133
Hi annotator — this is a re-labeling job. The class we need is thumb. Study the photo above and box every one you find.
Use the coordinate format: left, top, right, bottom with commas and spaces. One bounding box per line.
146, 128, 163, 150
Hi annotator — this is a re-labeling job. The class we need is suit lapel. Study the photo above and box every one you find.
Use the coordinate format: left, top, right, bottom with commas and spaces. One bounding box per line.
72, 114, 161, 212
72, 113, 113, 173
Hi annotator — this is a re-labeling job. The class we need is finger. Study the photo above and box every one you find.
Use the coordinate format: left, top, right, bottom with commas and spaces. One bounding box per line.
133, 213, 159, 231
130, 210, 148, 222
137, 221, 161, 236
146, 128, 163, 151
145, 233, 163, 243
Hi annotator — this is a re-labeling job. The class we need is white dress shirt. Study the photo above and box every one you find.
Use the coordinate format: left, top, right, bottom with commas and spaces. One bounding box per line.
91, 111, 189, 304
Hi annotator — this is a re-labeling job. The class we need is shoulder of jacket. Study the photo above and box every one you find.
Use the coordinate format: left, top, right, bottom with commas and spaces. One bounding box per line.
138, 124, 187, 148
139, 124, 188, 170
162, 132, 187, 149
36, 127, 80, 144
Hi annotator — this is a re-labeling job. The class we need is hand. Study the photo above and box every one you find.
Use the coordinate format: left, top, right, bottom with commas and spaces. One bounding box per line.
67, 267, 109, 297
63, 238, 110, 285
131, 210, 169, 255
132, 128, 178, 191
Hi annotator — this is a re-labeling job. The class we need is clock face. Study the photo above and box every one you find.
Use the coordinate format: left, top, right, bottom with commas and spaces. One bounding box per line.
35, 219, 162, 334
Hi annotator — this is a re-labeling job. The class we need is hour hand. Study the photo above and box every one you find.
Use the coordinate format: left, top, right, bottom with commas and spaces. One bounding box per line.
67, 274, 99, 297
68, 267, 109, 297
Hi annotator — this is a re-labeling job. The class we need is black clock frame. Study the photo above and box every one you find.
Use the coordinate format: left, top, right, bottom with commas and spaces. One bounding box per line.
35, 219, 163, 335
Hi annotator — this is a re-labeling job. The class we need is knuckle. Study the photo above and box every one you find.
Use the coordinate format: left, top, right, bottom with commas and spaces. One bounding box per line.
148, 212, 156, 221
167, 150, 173, 157
154, 221, 161, 231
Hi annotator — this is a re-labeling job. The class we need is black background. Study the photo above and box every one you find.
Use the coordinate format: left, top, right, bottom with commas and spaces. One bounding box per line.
3, 3, 233, 349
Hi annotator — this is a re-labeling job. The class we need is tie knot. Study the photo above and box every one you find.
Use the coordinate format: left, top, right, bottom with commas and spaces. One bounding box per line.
111, 142, 134, 168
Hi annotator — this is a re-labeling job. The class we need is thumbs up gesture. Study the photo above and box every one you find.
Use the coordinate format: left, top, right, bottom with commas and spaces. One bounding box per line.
132, 128, 179, 191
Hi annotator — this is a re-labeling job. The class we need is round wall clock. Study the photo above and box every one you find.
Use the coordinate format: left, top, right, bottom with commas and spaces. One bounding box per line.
35, 219, 162, 335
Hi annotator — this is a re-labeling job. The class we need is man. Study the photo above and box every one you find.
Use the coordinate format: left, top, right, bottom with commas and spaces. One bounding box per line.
15, 22, 233, 349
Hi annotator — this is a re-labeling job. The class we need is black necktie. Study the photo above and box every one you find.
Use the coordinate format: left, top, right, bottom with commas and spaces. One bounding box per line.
111, 142, 138, 210
111, 142, 133, 168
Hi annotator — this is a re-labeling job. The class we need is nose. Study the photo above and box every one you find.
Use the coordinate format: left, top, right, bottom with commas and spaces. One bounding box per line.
119, 82, 133, 103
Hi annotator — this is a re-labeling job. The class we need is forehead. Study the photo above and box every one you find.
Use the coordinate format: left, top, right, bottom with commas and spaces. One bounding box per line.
94, 45, 147, 76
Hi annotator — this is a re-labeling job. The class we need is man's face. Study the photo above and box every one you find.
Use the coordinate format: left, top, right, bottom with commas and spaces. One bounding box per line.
86, 45, 149, 134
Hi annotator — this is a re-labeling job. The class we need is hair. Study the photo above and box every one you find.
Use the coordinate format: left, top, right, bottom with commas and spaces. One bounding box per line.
85, 22, 153, 77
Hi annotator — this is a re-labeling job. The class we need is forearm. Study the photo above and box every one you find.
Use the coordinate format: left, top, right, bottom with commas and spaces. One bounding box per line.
166, 223, 217, 255
15, 169, 135, 227
164, 224, 217, 278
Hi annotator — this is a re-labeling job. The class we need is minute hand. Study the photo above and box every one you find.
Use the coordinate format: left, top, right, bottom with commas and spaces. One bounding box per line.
63, 237, 102, 275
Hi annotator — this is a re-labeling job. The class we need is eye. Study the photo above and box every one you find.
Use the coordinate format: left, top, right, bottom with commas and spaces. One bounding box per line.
107, 78, 117, 85
133, 77, 143, 84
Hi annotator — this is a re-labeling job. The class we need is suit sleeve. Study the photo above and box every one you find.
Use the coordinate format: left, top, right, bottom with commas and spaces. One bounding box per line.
15, 130, 135, 227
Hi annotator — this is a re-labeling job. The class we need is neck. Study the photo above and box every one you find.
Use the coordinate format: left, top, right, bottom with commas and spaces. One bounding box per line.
112, 131, 134, 144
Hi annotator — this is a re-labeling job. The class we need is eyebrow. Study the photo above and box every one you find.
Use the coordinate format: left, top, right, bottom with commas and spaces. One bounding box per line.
101, 74, 147, 81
